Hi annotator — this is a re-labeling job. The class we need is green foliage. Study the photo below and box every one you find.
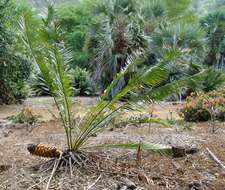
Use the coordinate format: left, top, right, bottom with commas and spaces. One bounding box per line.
140, 0, 197, 22
195, 69, 225, 92
140, 0, 165, 20
179, 88, 225, 122
96, 142, 172, 155
56, 1, 97, 68
164, 0, 194, 21
113, 115, 171, 128
152, 23, 204, 55
53, 0, 224, 96
185, 68, 225, 95
201, 10, 225, 65
72, 67, 94, 96
150, 22, 205, 83
85, 0, 148, 89
31, 67, 94, 96
0, 0, 31, 104
31, 73, 50, 96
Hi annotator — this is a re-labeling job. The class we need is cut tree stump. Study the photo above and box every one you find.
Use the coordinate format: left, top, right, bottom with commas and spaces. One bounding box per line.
172, 146, 186, 158
185, 147, 199, 155
172, 146, 200, 158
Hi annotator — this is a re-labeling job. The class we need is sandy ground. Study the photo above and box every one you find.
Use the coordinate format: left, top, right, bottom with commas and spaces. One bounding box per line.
0, 97, 225, 190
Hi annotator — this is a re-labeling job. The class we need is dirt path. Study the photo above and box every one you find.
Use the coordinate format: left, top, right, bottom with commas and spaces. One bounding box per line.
0, 97, 98, 121
0, 97, 180, 121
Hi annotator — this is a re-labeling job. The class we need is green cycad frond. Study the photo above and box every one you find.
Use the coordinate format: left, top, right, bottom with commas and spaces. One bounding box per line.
115, 116, 172, 128
146, 70, 208, 101
72, 101, 122, 150
70, 49, 182, 150
95, 142, 172, 155
104, 49, 182, 102
20, 8, 75, 150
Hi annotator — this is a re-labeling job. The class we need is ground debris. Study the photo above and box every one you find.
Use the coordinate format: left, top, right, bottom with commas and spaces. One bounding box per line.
118, 177, 137, 190
1, 101, 225, 189
0, 165, 11, 173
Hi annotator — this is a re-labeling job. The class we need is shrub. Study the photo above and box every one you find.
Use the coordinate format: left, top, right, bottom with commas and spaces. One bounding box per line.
72, 67, 94, 96
0, 1, 31, 104
187, 68, 225, 93
0, 57, 31, 104
8, 107, 40, 125
31, 73, 50, 96
178, 88, 225, 122
31, 67, 94, 96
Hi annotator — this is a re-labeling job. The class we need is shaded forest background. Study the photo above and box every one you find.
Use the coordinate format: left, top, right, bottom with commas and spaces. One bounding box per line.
0, 0, 225, 104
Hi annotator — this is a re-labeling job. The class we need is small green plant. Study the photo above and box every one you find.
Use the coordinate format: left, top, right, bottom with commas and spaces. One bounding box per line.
31, 73, 50, 96
188, 68, 225, 93
114, 115, 171, 129
32, 68, 94, 96
178, 88, 225, 122
8, 107, 40, 125
72, 67, 94, 96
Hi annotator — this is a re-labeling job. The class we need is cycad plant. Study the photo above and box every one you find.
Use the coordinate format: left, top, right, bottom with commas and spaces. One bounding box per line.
20, 5, 131, 162
20, 5, 208, 169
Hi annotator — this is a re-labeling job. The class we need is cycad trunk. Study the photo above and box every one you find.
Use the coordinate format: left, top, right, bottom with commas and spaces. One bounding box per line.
215, 53, 225, 73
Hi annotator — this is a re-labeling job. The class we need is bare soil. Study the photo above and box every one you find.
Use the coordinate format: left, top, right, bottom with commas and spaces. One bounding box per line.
0, 97, 225, 190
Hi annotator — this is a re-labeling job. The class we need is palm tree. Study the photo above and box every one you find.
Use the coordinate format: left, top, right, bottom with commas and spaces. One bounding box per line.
201, 10, 225, 67
86, 0, 147, 90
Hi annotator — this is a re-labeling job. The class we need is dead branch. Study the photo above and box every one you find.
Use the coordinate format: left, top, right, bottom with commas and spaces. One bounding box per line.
206, 148, 225, 172
86, 175, 101, 190
45, 152, 63, 190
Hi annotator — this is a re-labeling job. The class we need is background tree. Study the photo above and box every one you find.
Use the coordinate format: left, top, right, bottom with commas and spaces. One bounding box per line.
201, 10, 225, 68
0, 0, 31, 104
56, 0, 98, 69
86, 0, 147, 90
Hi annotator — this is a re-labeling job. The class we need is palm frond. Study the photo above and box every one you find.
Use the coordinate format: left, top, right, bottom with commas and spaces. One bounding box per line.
115, 116, 172, 128
105, 49, 182, 102
19, 9, 75, 150
95, 142, 172, 155
147, 70, 208, 101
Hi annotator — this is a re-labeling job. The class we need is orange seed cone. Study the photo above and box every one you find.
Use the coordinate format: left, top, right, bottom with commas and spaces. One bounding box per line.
27, 143, 61, 158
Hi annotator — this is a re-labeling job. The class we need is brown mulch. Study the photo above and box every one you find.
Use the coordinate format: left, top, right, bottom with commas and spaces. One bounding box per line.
0, 101, 225, 189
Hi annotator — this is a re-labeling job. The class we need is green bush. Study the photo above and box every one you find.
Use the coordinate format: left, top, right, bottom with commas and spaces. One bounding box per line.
72, 67, 94, 96
0, 56, 31, 104
179, 88, 225, 122
0, 1, 31, 104
56, 2, 96, 68
32, 67, 94, 96
31, 73, 50, 96
8, 107, 40, 125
